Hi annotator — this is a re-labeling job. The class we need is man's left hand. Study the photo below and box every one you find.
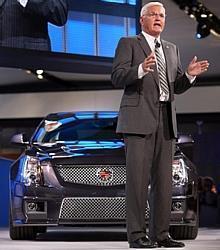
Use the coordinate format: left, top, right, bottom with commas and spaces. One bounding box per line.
187, 56, 209, 76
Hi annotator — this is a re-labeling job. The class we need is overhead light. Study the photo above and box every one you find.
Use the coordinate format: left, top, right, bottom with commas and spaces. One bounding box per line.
37, 74, 44, 80
35, 69, 44, 80
172, 0, 220, 39
36, 69, 44, 75
25, 70, 32, 74
201, 13, 207, 18
196, 22, 210, 39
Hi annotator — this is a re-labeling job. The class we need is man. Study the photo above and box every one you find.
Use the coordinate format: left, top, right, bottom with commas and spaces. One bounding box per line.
111, 2, 209, 249
0, 0, 68, 50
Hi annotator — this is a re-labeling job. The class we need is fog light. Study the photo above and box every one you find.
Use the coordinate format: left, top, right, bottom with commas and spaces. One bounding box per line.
173, 174, 180, 182
27, 202, 38, 211
172, 201, 182, 211
26, 201, 45, 212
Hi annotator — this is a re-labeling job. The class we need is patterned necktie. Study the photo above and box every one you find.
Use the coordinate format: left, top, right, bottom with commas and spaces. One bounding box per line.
154, 39, 169, 101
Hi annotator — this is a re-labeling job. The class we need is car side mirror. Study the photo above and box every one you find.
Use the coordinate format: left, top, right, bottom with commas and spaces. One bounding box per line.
11, 133, 29, 146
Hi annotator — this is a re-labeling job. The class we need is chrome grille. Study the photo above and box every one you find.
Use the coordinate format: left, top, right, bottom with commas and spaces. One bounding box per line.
59, 197, 150, 220
56, 165, 126, 186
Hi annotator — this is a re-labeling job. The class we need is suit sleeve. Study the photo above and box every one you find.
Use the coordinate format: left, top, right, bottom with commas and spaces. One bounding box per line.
23, 0, 68, 26
111, 37, 140, 88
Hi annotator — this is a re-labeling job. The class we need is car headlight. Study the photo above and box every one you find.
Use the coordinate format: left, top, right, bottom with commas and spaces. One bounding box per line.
172, 158, 188, 186
22, 156, 44, 186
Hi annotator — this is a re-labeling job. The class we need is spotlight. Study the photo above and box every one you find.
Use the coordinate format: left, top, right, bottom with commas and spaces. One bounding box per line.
37, 74, 44, 80
200, 13, 207, 18
196, 22, 210, 39
172, 0, 220, 39
36, 69, 44, 75
25, 70, 32, 74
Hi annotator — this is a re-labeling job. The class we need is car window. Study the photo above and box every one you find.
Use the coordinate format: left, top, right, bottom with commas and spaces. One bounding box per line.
32, 118, 121, 142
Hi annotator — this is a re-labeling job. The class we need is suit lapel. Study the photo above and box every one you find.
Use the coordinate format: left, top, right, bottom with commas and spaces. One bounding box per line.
137, 33, 151, 57
137, 33, 160, 86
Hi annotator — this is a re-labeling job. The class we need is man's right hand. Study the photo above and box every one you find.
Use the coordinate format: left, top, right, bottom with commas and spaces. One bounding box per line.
142, 52, 156, 73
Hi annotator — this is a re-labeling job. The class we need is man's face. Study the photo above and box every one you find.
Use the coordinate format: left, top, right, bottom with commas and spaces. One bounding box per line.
140, 5, 166, 37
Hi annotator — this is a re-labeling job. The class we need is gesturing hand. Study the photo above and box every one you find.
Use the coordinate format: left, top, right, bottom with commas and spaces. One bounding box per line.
142, 52, 156, 73
187, 56, 209, 76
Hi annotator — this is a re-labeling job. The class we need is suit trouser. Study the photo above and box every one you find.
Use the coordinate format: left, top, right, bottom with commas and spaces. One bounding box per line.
123, 103, 174, 243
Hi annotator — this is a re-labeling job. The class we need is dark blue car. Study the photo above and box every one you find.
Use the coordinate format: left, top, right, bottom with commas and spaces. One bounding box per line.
9, 111, 198, 240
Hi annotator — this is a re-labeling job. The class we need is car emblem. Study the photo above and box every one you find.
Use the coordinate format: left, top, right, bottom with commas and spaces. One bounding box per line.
96, 167, 113, 185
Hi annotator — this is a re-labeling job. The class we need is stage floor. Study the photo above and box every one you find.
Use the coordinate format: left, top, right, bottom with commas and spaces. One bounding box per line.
0, 227, 220, 250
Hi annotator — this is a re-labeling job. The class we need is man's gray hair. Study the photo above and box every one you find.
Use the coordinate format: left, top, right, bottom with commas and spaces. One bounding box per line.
140, 2, 164, 17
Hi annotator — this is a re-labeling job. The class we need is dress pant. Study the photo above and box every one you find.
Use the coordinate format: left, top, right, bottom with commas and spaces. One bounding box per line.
123, 103, 174, 243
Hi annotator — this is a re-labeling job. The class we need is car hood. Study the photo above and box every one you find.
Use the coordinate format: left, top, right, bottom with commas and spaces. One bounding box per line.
30, 140, 125, 165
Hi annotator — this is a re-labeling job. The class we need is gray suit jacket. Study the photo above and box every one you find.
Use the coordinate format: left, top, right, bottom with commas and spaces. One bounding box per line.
111, 33, 194, 138
0, 0, 68, 50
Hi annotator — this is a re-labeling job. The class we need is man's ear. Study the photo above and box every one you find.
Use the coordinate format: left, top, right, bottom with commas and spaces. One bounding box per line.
139, 17, 143, 26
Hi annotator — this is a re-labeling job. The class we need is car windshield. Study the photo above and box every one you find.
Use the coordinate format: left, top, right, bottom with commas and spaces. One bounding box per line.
32, 117, 121, 143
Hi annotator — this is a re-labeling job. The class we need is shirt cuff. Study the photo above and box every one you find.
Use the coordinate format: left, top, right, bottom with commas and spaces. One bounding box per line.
185, 71, 196, 84
17, 0, 28, 7
138, 64, 148, 79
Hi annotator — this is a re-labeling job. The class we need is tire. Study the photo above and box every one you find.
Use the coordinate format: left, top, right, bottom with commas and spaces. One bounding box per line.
169, 224, 198, 240
9, 212, 46, 240
170, 196, 199, 240
9, 224, 38, 240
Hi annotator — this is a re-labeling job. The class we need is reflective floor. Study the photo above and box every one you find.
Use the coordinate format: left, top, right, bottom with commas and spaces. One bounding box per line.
0, 227, 220, 250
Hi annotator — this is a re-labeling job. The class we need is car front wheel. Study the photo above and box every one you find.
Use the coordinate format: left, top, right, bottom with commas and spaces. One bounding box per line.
9, 212, 46, 240
169, 224, 198, 240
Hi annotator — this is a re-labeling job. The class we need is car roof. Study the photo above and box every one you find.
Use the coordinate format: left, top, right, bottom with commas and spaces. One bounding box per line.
45, 111, 119, 121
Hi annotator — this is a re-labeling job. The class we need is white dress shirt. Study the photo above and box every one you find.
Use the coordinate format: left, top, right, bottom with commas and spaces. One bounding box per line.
17, 0, 28, 7
138, 31, 195, 83
139, 31, 170, 101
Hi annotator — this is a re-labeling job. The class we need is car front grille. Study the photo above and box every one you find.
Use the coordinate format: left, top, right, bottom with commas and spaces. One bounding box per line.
56, 165, 126, 186
59, 197, 150, 220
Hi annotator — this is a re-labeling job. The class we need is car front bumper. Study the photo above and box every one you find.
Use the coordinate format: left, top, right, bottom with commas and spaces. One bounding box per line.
11, 183, 198, 227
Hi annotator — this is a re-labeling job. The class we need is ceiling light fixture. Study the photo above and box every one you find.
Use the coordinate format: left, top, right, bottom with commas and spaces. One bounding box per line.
37, 74, 44, 80
196, 22, 210, 39
172, 0, 220, 39
36, 69, 44, 75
